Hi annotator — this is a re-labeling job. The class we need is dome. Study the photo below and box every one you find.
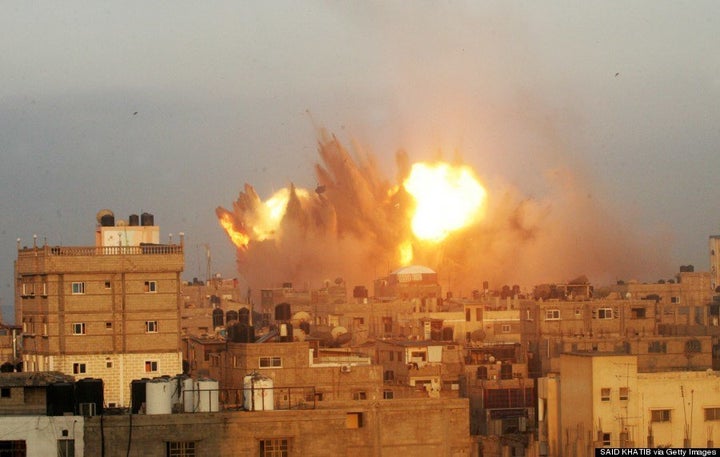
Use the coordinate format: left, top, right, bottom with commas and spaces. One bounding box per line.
391, 265, 436, 276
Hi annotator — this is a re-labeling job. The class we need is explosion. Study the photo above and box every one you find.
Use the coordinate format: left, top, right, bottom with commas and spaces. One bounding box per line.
217, 130, 670, 294
404, 162, 486, 243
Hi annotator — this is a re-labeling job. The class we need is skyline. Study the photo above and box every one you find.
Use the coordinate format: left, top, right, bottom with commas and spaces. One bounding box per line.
2, 2, 720, 322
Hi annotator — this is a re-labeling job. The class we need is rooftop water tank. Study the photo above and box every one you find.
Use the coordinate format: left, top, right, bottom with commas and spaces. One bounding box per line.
196, 379, 219, 412
46, 382, 75, 416
182, 377, 195, 413
140, 212, 154, 227
131, 379, 150, 414
145, 378, 173, 415
75, 378, 104, 416
243, 373, 274, 411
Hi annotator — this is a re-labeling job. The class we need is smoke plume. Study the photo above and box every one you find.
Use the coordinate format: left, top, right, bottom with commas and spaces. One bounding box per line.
217, 130, 671, 295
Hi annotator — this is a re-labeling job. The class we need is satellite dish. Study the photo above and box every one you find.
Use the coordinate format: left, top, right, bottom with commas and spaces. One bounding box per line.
96, 209, 114, 223
116, 219, 127, 226
291, 311, 311, 323
330, 326, 348, 339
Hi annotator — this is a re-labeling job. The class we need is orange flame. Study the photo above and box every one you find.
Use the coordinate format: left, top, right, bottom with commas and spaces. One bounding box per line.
403, 162, 486, 242
219, 212, 250, 249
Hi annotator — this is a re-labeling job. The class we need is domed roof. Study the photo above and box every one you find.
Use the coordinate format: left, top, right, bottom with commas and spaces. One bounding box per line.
391, 265, 436, 275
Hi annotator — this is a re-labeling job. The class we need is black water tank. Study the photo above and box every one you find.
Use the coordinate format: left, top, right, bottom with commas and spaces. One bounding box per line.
140, 212, 154, 226
228, 323, 254, 343
131, 379, 150, 414
100, 214, 115, 227
75, 378, 104, 416
275, 303, 291, 321
353, 286, 368, 298
226, 310, 239, 323
238, 308, 250, 325
47, 382, 75, 416
212, 308, 224, 328
129, 214, 140, 226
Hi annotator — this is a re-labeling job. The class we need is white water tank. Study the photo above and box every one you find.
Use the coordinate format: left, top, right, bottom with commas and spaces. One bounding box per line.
243, 373, 274, 411
196, 379, 220, 412
182, 377, 195, 413
146, 378, 173, 415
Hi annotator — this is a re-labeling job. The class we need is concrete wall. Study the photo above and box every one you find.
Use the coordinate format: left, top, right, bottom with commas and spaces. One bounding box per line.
84, 398, 471, 457
0, 416, 84, 457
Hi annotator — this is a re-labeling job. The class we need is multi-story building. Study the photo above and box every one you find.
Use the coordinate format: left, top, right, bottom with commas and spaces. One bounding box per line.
539, 352, 720, 456
0, 323, 21, 372
15, 210, 184, 406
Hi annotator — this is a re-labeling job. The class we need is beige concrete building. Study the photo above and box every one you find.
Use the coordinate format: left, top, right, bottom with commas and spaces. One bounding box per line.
15, 212, 184, 407
539, 353, 720, 456
84, 397, 472, 457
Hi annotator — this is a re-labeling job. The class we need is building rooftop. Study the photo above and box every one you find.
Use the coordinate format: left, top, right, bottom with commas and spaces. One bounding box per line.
0, 371, 74, 387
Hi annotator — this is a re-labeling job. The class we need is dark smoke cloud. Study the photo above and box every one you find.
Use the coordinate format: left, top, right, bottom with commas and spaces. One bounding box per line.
217, 130, 672, 295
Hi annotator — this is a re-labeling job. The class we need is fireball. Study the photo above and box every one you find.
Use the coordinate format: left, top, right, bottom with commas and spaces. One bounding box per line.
218, 212, 249, 249
403, 162, 486, 242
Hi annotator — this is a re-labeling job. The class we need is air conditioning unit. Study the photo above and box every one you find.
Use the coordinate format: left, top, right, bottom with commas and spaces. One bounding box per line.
340, 365, 352, 373
79, 402, 96, 417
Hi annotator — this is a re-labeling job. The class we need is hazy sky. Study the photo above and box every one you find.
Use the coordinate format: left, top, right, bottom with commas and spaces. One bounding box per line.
2, 1, 720, 322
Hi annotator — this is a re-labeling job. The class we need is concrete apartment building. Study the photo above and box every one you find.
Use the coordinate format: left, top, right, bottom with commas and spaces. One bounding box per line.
15, 211, 184, 406
539, 353, 720, 456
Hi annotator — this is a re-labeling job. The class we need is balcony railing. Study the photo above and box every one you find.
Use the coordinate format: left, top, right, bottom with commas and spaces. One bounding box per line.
18, 244, 183, 257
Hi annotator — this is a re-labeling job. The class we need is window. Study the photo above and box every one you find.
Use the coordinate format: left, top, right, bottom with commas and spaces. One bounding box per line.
631, 308, 646, 319
22, 283, 35, 297
1, 388, 10, 398
104, 281, 111, 289
389, 351, 394, 361
259, 357, 282, 368
651, 409, 671, 422
545, 309, 560, 320
602, 433, 611, 446
671, 296, 680, 304
501, 324, 511, 333
0, 440, 27, 457
106, 359, 113, 369
166, 441, 195, 457
352, 391, 367, 400
619, 387, 629, 401
476, 308, 482, 321
72, 363, 86, 375
105, 322, 112, 330
383, 370, 394, 381
649, 341, 667, 353
72, 323, 85, 335
600, 388, 611, 401
259, 439, 289, 457
598, 308, 613, 319
346, 412, 364, 429
145, 361, 158, 373
383, 390, 394, 400
71, 282, 85, 295
686, 339, 702, 353
144, 281, 157, 293
574, 307, 582, 318
145, 321, 159, 333
57, 439, 75, 457
476, 366, 488, 380
705, 408, 720, 421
